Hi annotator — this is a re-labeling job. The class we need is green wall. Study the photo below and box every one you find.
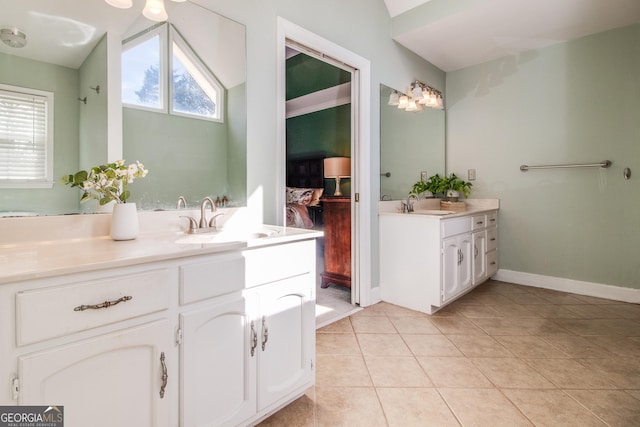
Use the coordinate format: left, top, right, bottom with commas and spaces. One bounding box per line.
447, 24, 640, 289
123, 107, 229, 209
0, 52, 80, 215
286, 53, 352, 194
286, 54, 351, 100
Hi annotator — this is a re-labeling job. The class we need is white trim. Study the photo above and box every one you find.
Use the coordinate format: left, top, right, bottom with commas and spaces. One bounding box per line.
494, 269, 640, 304
286, 82, 351, 119
276, 17, 372, 308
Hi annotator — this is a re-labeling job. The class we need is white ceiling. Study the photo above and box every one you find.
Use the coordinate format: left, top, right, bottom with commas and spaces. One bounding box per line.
384, 0, 640, 71
0, 0, 245, 88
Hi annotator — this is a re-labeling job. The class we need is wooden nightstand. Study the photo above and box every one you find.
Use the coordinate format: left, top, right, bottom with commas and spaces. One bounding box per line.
320, 196, 351, 289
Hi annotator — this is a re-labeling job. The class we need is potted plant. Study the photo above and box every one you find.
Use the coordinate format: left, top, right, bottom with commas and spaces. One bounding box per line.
62, 160, 148, 240
441, 173, 472, 201
411, 173, 445, 198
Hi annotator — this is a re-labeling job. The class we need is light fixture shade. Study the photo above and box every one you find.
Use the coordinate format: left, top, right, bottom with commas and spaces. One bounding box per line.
406, 99, 418, 112
411, 84, 423, 99
105, 0, 133, 8
397, 95, 409, 109
143, 0, 168, 21
324, 157, 350, 178
388, 91, 399, 106
171, 0, 187, 2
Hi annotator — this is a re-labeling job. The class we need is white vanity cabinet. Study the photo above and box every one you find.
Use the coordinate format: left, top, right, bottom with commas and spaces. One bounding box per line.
0, 234, 318, 427
442, 233, 473, 302
1, 266, 175, 427
178, 240, 316, 427
380, 209, 499, 314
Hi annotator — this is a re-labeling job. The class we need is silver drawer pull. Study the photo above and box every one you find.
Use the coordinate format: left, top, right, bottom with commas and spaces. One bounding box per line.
476, 221, 484, 225
74, 295, 132, 311
261, 316, 269, 351
490, 261, 497, 265
250, 321, 258, 356
489, 218, 496, 222
159, 352, 168, 398
490, 238, 496, 241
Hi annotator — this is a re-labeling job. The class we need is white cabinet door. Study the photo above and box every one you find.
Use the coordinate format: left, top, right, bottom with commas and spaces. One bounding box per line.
472, 230, 487, 285
442, 234, 473, 303
256, 274, 314, 411
19, 320, 171, 427
180, 292, 256, 427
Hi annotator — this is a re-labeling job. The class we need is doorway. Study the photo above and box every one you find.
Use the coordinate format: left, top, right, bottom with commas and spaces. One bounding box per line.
276, 18, 373, 325
284, 45, 356, 326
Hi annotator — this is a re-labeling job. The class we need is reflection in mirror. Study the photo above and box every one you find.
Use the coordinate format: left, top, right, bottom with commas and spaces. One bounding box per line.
380, 84, 445, 200
123, 2, 246, 210
0, 0, 246, 215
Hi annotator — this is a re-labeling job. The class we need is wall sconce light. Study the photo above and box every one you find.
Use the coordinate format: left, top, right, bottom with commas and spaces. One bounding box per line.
324, 157, 350, 196
388, 81, 444, 112
105, 0, 184, 22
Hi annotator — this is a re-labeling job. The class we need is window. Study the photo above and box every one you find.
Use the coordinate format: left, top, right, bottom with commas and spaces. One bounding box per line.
0, 84, 53, 188
122, 23, 223, 122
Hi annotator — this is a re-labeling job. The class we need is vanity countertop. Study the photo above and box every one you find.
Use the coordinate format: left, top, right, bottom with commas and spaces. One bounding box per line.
378, 198, 499, 219
0, 225, 322, 285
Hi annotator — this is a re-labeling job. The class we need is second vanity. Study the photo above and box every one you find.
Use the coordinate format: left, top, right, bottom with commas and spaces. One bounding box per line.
0, 212, 321, 427
379, 199, 499, 314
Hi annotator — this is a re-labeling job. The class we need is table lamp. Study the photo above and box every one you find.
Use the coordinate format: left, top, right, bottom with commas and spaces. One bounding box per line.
324, 157, 350, 196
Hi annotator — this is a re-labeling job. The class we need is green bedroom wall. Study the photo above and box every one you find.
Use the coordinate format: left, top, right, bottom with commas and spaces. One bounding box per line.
286, 53, 352, 194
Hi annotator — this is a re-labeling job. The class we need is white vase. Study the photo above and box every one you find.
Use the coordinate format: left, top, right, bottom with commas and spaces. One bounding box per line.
110, 203, 139, 241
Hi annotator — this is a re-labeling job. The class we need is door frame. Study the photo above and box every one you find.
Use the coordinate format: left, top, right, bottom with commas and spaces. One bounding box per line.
276, 17, 372, 306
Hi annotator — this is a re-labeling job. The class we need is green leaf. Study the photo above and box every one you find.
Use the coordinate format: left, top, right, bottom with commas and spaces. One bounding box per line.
73, 170, 88, 185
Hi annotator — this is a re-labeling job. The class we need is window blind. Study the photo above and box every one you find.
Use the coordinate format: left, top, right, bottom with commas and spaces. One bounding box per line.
0, 87, 52, 185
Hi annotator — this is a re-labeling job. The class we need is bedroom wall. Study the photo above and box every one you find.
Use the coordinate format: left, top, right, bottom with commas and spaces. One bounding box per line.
286, 53, 352, 195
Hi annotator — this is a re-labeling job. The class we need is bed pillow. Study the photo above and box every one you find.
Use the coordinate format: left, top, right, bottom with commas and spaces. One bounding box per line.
286, 187, 324, 206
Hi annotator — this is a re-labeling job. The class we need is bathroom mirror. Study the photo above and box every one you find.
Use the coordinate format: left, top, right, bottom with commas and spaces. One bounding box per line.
0, 0, 246, 215
379, 84, 445, 200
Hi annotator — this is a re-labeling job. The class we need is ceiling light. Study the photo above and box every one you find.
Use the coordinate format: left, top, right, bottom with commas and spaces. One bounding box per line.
143, 0, 168, 21
105, 0, 133, 8
105, 0, 185, 22
1, 28, 27, 48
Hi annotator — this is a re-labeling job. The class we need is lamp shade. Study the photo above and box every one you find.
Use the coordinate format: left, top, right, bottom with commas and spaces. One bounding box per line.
324, 157, 350, 178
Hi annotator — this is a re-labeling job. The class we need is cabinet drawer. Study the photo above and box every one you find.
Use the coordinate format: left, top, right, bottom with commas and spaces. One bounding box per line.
441, 217, 472, 238
179, 253, 245, 305
486, 211, 498, 227
487, 227, 498, 251
16, 269, 170, 346
244, 240, 315, 287
471, 215, 487, 231
487, 249, 498, 276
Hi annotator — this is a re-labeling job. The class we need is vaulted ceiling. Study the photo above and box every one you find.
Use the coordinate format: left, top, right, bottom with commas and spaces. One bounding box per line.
384, 0, 640, 71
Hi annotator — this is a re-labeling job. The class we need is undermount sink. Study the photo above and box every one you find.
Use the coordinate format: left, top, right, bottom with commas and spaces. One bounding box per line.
175, 228, 278, 244
412, 210, 457, 216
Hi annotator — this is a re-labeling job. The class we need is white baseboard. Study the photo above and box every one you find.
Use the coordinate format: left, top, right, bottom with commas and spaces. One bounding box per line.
494, 269, 640, 304
362, 286, 382, 307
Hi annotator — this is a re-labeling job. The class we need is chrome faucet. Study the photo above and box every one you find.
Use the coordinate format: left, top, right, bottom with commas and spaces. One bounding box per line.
199, 197, 215, 228
403, 194, 419, 213
180, 197, 225, 234
176, 196, 187, 209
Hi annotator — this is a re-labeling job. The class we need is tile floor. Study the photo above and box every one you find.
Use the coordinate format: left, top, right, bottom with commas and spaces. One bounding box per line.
258, 279, 640, 426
